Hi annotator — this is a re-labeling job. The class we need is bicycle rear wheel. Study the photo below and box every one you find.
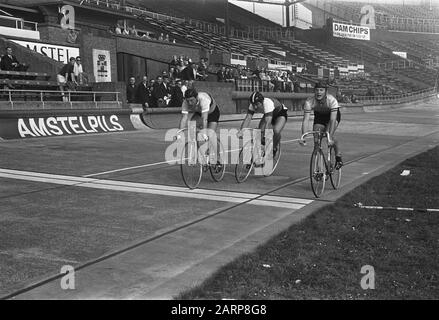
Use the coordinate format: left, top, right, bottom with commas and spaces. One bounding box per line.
329, 146, 342, 189
209, 137, 226, 182
180, 141, 202, 189
235, 140, 255, 183
310, 148, 326, 198
263, 140, 281, 177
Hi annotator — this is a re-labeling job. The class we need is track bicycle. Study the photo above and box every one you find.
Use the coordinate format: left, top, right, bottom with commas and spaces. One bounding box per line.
234, 128, 281, 183
300, 130, 342, 198
175, 127, 226, 189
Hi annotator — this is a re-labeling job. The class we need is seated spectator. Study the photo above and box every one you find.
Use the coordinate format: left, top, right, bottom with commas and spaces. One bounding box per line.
217, 66, 226, 82
122, 27, 129, 35
57, 57, 76, 102
169, 66, 179, 80
126, 77, 137, 103
158, 33, 164, 41
0, 47, 29, 71
73, 56, 88, 85
136, 75, 151, 109
165, 34, 170, 42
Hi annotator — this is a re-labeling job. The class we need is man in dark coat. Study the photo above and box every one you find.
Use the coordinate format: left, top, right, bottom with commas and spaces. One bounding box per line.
126, 77, 137, 103
0, 47, 29, 71
136, 75, 151, 109
180, 62, 197, 81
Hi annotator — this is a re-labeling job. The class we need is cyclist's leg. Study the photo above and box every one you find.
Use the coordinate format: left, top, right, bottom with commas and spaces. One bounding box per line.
312, 123, 326, 148
272, 115, 287, 153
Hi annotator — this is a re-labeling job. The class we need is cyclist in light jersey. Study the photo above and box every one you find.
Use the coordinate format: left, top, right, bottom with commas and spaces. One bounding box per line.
239, 91, 288, 156
179, 88, 220, 136
299, 81, 343, 168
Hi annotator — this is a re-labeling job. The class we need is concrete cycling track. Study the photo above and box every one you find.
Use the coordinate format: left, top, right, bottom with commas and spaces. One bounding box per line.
0, 100, 438, 299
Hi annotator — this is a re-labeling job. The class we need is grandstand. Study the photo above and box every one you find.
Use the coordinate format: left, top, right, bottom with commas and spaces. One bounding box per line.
0, 0, 437, 137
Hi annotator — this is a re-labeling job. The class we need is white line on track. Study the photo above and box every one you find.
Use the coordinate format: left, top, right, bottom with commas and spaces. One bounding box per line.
0, 168, 311, 210
83, 138, 302, 177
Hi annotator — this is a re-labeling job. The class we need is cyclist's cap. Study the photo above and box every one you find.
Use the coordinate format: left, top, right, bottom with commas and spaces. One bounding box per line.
314, 81, 328, 89
249, 91, 264, 104
184, 88, 198, 99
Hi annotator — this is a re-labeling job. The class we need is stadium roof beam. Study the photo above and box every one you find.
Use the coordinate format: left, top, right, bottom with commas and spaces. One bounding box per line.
231, 0, 306, 27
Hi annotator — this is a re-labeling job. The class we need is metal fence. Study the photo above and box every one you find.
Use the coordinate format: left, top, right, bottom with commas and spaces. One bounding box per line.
0, 89, 121, 109
355, 87, 436, 103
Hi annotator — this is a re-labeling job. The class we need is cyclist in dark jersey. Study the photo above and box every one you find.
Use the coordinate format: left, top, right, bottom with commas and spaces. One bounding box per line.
300, 81, 343, 168
239, 91, 288, 156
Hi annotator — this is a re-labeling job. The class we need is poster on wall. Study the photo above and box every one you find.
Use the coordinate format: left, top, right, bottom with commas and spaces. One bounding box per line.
92, 49, 111, 82
11, 40, 79, 64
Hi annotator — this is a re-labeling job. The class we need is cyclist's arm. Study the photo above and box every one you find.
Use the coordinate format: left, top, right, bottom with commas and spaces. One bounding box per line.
179, 112, 189, 129
263, 112, 273, 131
327, 109, 338, 138
301, 101, 312, 135
240, 110, 254, 131
327, 97, 339, 139
201, 110, 208, 130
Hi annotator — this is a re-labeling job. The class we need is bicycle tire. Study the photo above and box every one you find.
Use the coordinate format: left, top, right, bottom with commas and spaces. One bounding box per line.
209, 137, 226, 182
263, 140, 281, 177
310, 148, 326, 198
180, 141, 203, 189
235, 140, 255, 183
329, 146, 342, 189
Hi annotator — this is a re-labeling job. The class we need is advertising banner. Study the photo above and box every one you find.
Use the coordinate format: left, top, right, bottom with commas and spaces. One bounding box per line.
11, 39, 80, 63
333, 22, 370, 41
93, 49, 111, 82
0, 114, 134, 139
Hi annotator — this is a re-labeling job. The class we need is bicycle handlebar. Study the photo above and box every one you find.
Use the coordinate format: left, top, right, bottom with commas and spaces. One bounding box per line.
301, 131, 331, 141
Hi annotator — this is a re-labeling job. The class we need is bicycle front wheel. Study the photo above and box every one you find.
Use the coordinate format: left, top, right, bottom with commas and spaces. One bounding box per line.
180, 141, 202, 189
209, 137, 226, 182
310, 148, 326, 198
329, 146, 342, 189
235, 140, 255, 183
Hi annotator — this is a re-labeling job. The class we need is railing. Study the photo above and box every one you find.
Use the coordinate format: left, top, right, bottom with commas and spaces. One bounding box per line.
355, 87, 436, 103
377, 59, 414, 70
235, 79, 313, 93
0, 15, 38, 31
0, 89, 120, 109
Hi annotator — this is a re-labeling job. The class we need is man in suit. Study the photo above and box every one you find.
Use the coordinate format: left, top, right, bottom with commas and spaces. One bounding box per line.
136, 75, 151, 109
126, 77, 137, 103
151, 75, 171, 107
180, 62, 197, 81
0, 47, 29, 71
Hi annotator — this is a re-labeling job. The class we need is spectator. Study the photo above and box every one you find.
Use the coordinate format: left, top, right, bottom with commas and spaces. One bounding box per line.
57, 57, 76, 102
130, 25, 138, 37
151, 76, 169, 108
217, 66, 226, 82
170, 55, 178, 67
181, 80, 189, 96
115, 23, 122, 34
169, 79, 184, 108
165, 34, 170, 42
197, 58, 209, 81
169, 66, 179, 80
225, 67, 234, 82
180, 62, 197, 81
136, 75, 151, 109
158, 33, 164, 41
126, 77, 137, 103
73, 56, 87, 85
176, 59, 185, 74
0, 47, 29, 71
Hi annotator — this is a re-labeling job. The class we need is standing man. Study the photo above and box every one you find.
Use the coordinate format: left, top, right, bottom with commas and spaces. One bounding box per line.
136, 75, 151, 109
126, 77, 137, 104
